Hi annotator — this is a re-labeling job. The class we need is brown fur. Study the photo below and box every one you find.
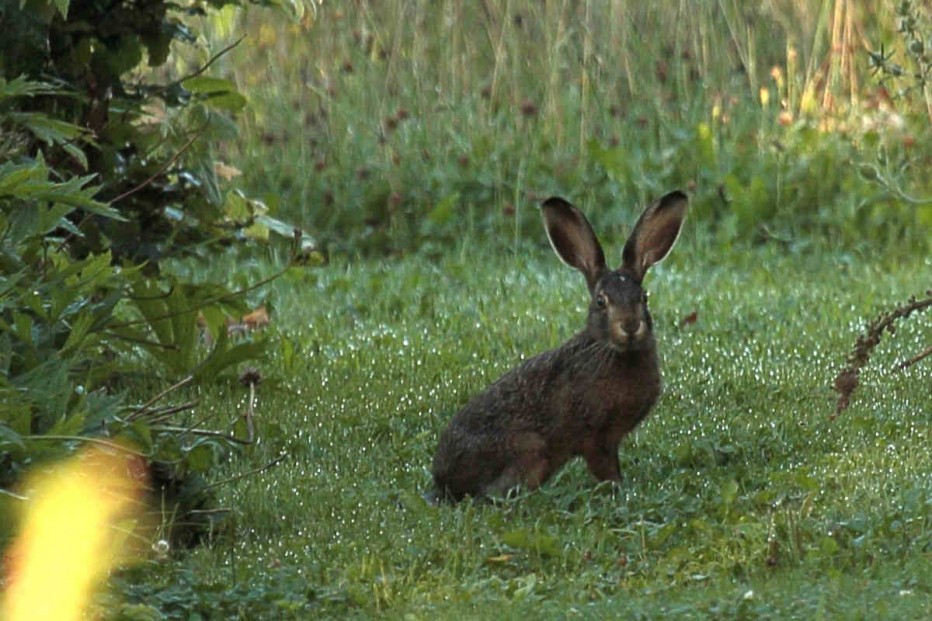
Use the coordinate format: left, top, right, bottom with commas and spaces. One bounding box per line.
431, 191, 688, 502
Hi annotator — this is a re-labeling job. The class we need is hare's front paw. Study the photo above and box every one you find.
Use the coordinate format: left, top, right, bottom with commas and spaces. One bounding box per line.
583, 446, 622, 482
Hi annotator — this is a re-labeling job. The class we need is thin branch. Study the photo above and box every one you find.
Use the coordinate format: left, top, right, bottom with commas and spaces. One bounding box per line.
137, 401, 199, 425
109, 122, 209, 204
897, 344, 932, 371
150, 425, 253, 445
128, 375, 194, 421
184, 508, 232, 516
1, 488, 28, 501
205, 453, 288, 490
168, 409, 216, 442
167, 36, 246, 88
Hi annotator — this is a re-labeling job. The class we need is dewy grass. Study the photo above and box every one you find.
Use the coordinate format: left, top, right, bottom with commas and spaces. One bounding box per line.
100, 242, 932, 619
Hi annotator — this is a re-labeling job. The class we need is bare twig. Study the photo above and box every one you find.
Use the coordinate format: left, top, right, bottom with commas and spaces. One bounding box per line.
205, 453, 287, 490
1, 488, 28, 501
109, 122, 208, 204
897, 344, 932, 371
129, 375, 194, 421
141, 401, 200, 425
167, 36, 246, 88
151, 425, 254, 445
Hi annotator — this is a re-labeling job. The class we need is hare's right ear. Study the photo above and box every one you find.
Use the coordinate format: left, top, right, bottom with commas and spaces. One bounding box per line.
541, 197, 607, 291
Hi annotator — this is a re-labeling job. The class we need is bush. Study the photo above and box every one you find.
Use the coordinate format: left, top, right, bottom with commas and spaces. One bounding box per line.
0, 1, 310, 545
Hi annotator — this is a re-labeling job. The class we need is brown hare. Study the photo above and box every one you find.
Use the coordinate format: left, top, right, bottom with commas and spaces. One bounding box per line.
431, 191, 688, 502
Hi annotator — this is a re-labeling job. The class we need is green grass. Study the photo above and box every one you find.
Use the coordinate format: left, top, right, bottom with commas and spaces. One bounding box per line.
99, 239, 931, 619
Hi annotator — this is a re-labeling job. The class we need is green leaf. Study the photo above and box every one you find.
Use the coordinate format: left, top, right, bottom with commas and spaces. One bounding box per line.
129, 280, 200, 374
500, 528, 559, 557
223, 189, 266, 231
182, 76, 237, 94
0, 398, 32, 436
11, 112, 86, 146
427, 192, 459, 226
11, 359, 74, 432
183, 77, 247, 112
0, 161, 122, 221
202, 91, 247, 113
819, 535, 839, 556
0, 77, 57, 103
0, 161, 44, 197
721, 479, 739, 506
279, 334, 297, 372
63, 142, 89, 170
53, 0, 70, 19
11, 312, 35, 348
186, 441, 216, 474
45, 409, 87, 437
117, 420, 153, 454
0, 423, 25, 450
60, 309, 97, 357
193, 334, 268, 381
36, 204, 76, 236
255, 214, 317, 254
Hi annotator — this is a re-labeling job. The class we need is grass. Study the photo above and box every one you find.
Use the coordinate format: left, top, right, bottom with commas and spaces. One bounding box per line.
81, 1, 932, 618
98, 237, 931, 619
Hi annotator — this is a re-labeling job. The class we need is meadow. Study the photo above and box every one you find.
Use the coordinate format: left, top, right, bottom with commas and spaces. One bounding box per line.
90, 0, 931, 618
100, 244, 931, 619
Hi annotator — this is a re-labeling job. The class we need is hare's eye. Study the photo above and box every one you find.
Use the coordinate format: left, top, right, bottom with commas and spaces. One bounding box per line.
595, 294, 606, 308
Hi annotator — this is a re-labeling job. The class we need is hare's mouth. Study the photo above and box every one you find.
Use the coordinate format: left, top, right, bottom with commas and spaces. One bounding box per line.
610, 320, 648, 349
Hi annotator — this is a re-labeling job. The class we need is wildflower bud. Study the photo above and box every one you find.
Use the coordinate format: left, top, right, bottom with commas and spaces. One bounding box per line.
858, 164, 879, 181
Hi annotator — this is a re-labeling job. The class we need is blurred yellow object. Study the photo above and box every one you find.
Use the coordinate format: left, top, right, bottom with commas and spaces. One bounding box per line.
1, 447, 145, 621
759, 87, 770, 108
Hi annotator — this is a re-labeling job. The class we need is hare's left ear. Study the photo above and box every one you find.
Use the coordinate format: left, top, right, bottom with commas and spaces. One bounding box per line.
541, 197, 607, 292
621, 191, 688, 281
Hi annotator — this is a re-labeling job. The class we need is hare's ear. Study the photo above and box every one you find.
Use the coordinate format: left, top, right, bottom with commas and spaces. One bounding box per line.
541, 197, 607, 291
621, 190, 688, 281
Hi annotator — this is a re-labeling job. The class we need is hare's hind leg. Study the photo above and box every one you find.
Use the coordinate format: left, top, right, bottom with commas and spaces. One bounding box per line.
483, 432, 550, 496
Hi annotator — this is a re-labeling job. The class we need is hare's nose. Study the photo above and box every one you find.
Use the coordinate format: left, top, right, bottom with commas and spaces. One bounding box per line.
618, 320, 648, 341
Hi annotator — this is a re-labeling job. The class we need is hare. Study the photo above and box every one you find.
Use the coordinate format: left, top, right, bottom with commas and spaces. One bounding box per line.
431, 191, 688, 502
